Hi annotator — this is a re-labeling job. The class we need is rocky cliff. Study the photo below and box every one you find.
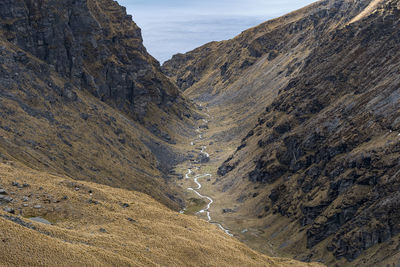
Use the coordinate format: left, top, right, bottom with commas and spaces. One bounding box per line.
1, 0, 188, 121
0, 0, 197, 210
164, 0, 400, 266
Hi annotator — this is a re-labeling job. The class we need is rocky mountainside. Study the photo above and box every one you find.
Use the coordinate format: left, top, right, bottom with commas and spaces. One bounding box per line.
2, 0, 399, 266
0, 0, 197, 210
1, 0, 189, 121
164, 0, 400, 266
163, 0, 381, 145
0, 0, 325, 266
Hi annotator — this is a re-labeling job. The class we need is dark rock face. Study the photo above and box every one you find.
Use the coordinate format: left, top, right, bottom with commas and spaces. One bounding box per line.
217, 156, 237, 176
0, 187, 12, 204
214, 0, 400, 263
0, 196, 13, 203
248, 160, 286, 184
4, 207, 15, 214
222, 208, 235, 213
328, 192, 400, 261
217, 164, 235, 177
149, 124, 176, 144
0, 0, 181, 120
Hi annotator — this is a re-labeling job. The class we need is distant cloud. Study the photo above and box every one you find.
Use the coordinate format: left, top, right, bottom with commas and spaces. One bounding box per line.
117, 0, 316, 63
140, 15, 267, 63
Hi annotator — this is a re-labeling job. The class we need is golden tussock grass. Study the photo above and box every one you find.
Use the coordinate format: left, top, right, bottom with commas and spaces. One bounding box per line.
0, 162, 324, 267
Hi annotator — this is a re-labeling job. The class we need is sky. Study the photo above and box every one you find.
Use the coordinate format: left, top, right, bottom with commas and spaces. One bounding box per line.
117, 0, 317, 63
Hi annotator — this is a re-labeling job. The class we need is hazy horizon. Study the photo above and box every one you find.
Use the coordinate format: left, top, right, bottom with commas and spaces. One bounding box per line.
117, 0, 317, 63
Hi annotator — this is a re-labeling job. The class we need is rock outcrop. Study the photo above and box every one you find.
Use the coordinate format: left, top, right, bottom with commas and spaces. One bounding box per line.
1, 0, 187, 121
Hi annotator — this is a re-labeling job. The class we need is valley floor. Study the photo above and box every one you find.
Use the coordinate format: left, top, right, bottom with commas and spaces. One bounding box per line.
175, 103, 284, 256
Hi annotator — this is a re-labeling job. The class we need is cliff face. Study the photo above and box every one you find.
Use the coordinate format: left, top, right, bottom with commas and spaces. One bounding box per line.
1, 0, 186, 121
164, 0, 400, 265
0, 0, 197, 210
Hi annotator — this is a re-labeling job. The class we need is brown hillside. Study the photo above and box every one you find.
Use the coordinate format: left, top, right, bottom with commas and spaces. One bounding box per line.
0, 161, 324, 267
164, 0, 400, 266
0, 1, 323, 266
0, 0, 201, 210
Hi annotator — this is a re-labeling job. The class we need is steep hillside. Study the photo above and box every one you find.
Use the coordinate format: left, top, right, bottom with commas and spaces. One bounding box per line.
0, 161, 324, 266
164, 0, 400, 266
1, 0, 188, 122
2, 0, 399, 266
163, 0, 376, 139
0, 0, 198, 210
0, 1, 324, 266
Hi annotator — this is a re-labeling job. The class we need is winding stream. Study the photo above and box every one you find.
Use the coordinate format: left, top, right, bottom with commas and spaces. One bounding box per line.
183, 111, 233, 237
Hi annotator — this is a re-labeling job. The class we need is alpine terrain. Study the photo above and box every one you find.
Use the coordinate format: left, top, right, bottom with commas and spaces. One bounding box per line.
164, 0, 400, 266
0, 0, 398, 266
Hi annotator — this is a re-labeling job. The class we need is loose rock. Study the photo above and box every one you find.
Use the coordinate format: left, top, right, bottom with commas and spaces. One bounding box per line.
3, 207, 15, 214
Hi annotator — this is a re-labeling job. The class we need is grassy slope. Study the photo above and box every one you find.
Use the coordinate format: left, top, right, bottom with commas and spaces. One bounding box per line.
0, 41, 176, 210
0, 161, 324, 267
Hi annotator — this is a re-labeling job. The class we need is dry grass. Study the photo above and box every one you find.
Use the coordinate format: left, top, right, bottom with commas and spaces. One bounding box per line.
0, 162, 323, 267
0, 2, 325, 266
0, 35, 191, 210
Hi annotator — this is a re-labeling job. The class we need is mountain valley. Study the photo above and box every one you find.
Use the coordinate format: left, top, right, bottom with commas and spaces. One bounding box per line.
0, 0, 399, 266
